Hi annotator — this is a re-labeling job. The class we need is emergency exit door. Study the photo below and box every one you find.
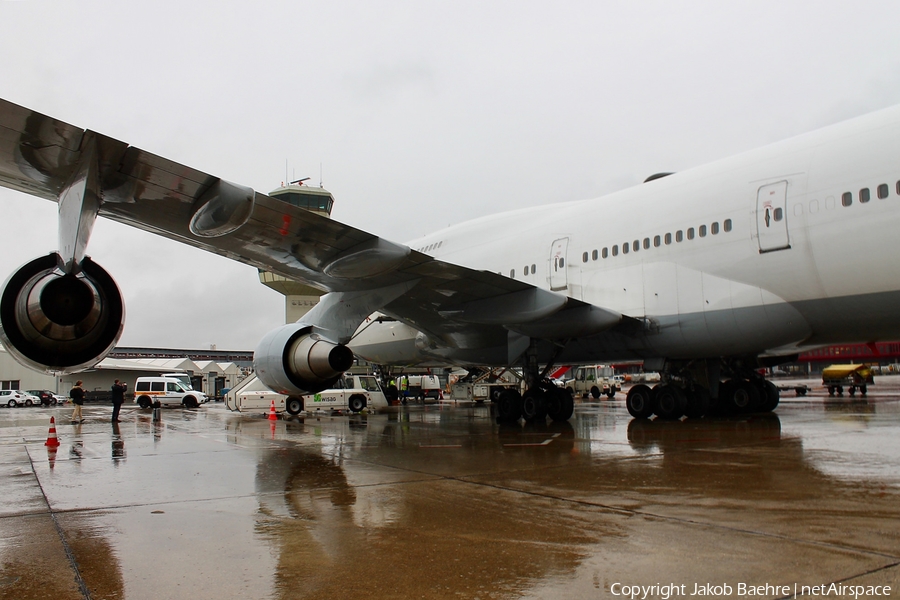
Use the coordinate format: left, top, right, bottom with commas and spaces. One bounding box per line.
756, 181, 791, 253
549, 238, 568, 291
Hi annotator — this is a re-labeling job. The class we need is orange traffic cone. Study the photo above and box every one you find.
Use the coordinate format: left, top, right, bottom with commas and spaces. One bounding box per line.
44, 416, 60, 448
268, 400, 278, 421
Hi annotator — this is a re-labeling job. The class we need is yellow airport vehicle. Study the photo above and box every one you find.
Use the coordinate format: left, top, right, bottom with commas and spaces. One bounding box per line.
822, 364, 873, 397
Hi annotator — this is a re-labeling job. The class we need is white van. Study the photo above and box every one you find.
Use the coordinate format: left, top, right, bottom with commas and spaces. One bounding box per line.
134, 377, 208, 408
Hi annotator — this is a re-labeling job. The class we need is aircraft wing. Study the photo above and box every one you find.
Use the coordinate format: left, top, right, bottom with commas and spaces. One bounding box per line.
0, 97, 622, 356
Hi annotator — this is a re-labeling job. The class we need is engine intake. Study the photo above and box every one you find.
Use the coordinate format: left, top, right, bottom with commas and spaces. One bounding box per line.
0, 253, 124, 373
254, 323, 354, 395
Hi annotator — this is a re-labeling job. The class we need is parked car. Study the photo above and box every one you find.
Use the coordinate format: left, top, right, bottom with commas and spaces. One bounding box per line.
26, 390, 58, 406
0, 390, 40, 407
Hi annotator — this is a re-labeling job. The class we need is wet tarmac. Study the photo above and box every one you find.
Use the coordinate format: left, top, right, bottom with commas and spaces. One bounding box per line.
1, 377, 899, 600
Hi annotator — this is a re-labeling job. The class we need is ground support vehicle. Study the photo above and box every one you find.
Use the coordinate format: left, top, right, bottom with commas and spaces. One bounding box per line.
565, 365, 620, 399
290, 375, 388, 415
133, 377, 208, 408
822, 365, 874, 397
0, 390, 40, 407
449, 382, 516, 403
777, 384, 812, 396
232, 374, 388, 415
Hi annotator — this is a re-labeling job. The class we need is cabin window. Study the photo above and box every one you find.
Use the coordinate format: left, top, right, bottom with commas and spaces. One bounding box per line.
643, 237, 650, 249
531, 263, 536, 273
810, 199, 819, 213
653, 235, 661, 247
524, 265, 530, 275
711, 222, 719, 234
592, 249, 598, 261
724, 219, 732, 232
633, 240, 640, 252
622, 242, 629, 254
878, 183, 889, 199
842, 192, 852, 207
602, 247, 608, 259
582, 252, 589, 263
687, 227, 695, 240
896, 181, 900, 196
510, 269, 515, 278
699, 224, 707, 237
859, 188, 870, 203
559, 258, 564, 268
773, 207, 783, 221
612, 245, 619, 256
665, 232, 672, 245
675, 230, 684, 242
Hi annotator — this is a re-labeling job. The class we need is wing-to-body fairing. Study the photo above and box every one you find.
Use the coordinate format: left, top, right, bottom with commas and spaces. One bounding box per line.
3, 96, 900, 423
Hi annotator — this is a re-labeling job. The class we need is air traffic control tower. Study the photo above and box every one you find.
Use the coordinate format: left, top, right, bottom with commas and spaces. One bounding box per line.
258, 183, 334, 323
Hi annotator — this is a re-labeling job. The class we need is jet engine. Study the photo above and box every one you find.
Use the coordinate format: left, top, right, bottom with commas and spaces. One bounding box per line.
254, 323, 355, 395
0, 253, 124, 373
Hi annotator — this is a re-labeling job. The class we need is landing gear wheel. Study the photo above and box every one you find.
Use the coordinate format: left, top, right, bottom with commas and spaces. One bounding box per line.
725, 380, 761, 413
546, 387, 574, 422
683, 387, 711, 418
521, 388, 547, 421
589, 386, 601, 399
348, 395, 366, 413
653, 384, 686, 420
626, 384, 654, 419
496, 389, 522, 423
759, 380, 780, 412
489, 387, 506, 403
285, 396, 303, 415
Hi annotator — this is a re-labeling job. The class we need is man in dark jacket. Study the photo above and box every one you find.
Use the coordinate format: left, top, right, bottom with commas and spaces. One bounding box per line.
70, 380, 85, 423
111, 379, 127, 423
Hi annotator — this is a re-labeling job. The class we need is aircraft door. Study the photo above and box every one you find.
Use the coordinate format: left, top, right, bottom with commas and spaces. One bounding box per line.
550, 237, 569, 291
756, 181, 791, 253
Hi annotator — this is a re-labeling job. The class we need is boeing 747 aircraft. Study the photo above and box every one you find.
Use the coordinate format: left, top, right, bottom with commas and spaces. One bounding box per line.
1, 97, 898, 423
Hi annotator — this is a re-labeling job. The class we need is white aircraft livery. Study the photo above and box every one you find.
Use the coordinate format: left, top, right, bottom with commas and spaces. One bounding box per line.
1, 97, 898, 423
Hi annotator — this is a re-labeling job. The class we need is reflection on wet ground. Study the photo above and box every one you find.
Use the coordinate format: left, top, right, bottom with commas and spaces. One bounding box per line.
1, 377, 899, 599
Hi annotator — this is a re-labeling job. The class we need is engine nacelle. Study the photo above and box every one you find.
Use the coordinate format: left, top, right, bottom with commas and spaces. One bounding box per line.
254, 323, 355, 395
0, 253, 125, 373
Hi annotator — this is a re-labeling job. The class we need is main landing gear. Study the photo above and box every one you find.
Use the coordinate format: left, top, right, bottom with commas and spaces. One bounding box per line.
495, 382, 574, 423
625, 370, 780, 420
495, 340, 574, 424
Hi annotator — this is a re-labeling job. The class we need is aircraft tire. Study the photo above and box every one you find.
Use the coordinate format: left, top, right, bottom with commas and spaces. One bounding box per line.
683, 387, 711, 418
496, 389, 522, 423
285, 396, 303, 415
521, 389, 547, 422
725, 380, 760, 413
759, 380, 780, 412
653, 384, 686, 420
626, 384, 654, 419
546, 387, 574, 422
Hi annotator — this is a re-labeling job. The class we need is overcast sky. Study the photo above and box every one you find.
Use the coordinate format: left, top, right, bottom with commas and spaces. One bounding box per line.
2, 0, 900, 351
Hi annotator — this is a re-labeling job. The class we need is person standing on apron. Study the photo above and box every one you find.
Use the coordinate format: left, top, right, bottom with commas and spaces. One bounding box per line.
111, 379, 126, 423
70, 380, 86, 423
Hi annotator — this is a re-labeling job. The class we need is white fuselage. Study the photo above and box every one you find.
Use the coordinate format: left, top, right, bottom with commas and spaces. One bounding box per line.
360, 104, 900, 366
